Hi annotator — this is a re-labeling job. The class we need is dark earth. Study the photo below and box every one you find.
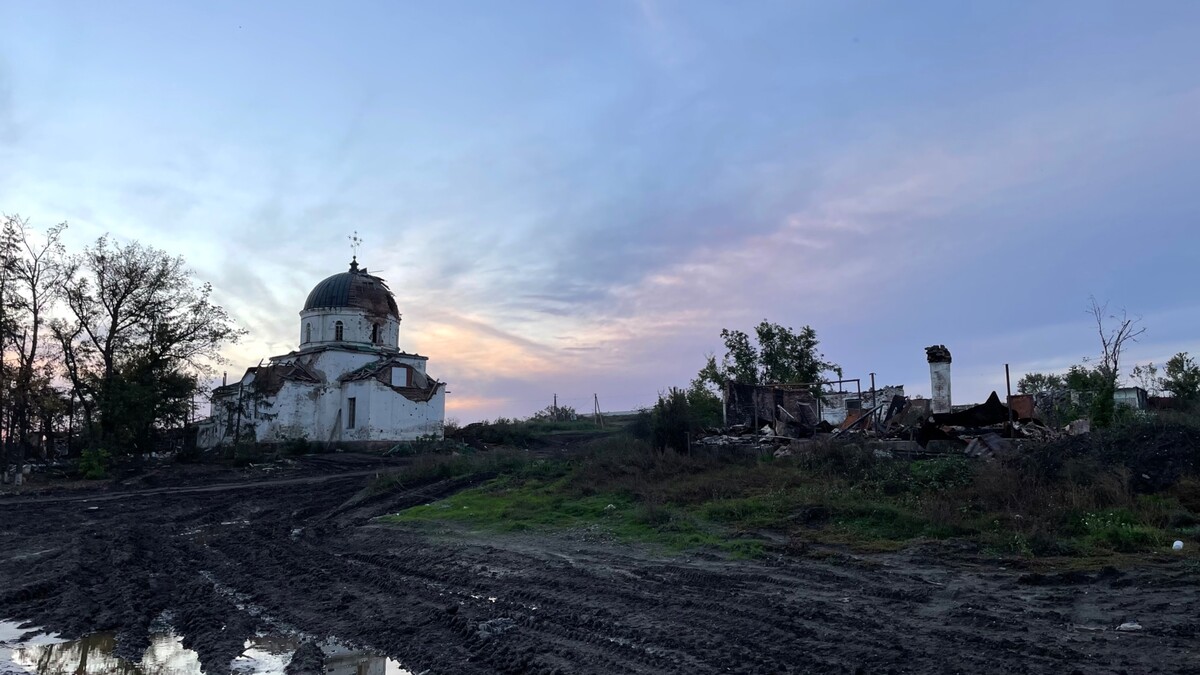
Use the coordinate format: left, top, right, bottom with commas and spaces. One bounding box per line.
2, 454, 1198, 674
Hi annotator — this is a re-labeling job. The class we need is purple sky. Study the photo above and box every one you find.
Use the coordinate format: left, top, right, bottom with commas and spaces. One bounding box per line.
2, 1, 1198, 421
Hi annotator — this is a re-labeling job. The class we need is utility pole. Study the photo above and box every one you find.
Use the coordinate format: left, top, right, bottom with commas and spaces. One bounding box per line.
594, 394, 604, 428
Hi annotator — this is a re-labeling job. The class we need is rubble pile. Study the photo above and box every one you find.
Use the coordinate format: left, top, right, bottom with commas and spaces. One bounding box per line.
699, 382, 1079, 458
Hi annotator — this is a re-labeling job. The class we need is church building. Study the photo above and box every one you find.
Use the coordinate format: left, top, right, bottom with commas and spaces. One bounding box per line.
197, 259, 446, 449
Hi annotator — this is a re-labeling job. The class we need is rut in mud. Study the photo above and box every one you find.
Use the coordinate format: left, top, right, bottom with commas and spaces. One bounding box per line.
2, 461, 1198, 674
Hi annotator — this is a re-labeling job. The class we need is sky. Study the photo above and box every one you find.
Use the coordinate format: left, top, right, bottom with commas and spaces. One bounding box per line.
1, 1, 1198, 422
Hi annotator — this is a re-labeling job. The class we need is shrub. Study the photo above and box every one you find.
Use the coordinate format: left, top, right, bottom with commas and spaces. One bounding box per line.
282, 436, 312, 456
651, 388, 694, 453
459, 418, 535, 446
231, 443, 265, 467
79, 448, 111, 480
795, 440, 876, 481
628, 408, 652, 441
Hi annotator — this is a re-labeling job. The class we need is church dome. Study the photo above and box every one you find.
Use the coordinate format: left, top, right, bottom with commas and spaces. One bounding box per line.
303, 260, 399, 318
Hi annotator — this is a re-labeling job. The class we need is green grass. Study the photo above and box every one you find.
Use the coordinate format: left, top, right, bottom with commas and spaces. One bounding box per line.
374, 429, 1200, 560
383, 471, 769, 556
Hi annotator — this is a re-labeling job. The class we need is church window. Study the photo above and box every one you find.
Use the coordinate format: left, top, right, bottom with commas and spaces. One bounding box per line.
334, 321, 344, 341
305, 323, 312, 343
371, 323, 380, 344
347, 397, 357, 429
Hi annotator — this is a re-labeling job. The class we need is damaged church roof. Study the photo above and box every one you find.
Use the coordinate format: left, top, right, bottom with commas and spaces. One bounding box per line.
303, 258, 400, 318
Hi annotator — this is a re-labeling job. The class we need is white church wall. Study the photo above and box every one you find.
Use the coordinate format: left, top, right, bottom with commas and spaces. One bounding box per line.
259, 383, 331, 443
341, 380, 445, 441
308, 350, 379, 382
236, 363, 444, 445
300, 309, 400, 349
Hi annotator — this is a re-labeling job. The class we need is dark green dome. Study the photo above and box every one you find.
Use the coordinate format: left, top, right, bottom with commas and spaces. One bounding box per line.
303, 260, 399, 318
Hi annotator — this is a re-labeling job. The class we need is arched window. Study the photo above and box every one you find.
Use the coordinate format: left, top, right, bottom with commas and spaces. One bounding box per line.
305, 323, 312, 343
371, 323, 380, 344
334, 320, 344, 341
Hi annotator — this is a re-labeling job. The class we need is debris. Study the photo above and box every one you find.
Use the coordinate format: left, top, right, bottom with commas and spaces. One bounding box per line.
1008, 394, 1035, 420
1173, 540, 1184, 551
1065, 419, 1091, 436
724, 382, 820, 438
963, 433, 1015, 459
831, 401, 887, 438
1115, 622, 1143, 632
605, 504, 616, 511
930, 392, 1013, 428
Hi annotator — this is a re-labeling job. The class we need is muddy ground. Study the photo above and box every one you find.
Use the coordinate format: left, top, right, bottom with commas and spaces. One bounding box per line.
1, 455, 1198, 674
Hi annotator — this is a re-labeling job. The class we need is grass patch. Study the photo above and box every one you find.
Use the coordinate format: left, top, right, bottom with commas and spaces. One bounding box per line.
374, 423, 1200, 560
383, 471, 767, 556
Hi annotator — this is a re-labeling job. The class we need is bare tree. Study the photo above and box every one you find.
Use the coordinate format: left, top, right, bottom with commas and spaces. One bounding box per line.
1087, 296, 1145, 388
0, 218, 22, 476
6, 218, 67, 465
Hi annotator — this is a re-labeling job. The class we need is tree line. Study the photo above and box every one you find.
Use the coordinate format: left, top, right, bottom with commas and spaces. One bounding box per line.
0, 215, 245, 472
645, 320, 841, 452
1018, 298, 1200, 425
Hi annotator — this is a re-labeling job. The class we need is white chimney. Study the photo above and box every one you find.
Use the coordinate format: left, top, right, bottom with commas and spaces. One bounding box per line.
926, 345, 952, 414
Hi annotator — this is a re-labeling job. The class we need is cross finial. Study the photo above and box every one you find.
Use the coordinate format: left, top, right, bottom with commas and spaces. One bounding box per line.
349, 231, 362, 259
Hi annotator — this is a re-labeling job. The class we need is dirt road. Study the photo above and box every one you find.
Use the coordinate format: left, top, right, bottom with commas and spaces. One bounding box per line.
1, 461, 1197, 674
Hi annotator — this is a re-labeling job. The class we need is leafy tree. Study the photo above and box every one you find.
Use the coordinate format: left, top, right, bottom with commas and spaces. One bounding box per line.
1065, 364, 1108, 393
685, 378, 723, 428
1160, 352, 1200, 403
650, 387, 694, 453
1130, 362, 1160, 395
697, 320, 841, 391
1016, 372, 1065, 394
1018, 365, 1107, 425
530, 404, 577, 422
51, 236, 245, 455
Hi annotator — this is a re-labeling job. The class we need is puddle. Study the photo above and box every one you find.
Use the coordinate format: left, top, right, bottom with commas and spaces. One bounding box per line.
0, 621, 411, 675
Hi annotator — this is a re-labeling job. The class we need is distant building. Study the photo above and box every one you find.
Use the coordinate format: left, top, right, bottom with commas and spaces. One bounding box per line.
1114, 386, 1149, 411
197, 259, 446, 449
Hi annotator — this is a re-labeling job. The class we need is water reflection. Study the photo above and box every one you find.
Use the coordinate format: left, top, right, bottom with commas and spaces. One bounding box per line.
0, 622, 411, 675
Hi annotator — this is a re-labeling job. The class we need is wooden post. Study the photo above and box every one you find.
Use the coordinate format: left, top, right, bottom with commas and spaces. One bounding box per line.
1005, 363, 1013, 438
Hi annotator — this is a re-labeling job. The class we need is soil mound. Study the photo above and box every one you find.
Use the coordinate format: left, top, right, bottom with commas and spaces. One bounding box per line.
1027, 421, 1200, 493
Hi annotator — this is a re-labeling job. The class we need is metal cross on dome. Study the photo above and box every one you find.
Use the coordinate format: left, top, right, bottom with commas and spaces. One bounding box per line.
349, 231, 363, 260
